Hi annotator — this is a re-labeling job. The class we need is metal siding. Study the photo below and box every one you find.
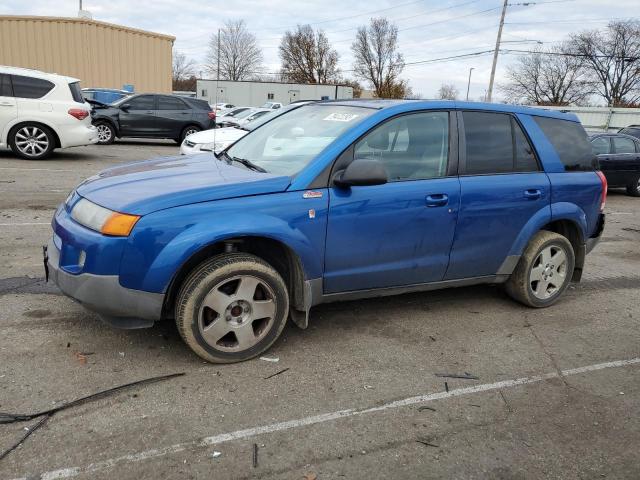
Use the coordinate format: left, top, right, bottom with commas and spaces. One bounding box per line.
0, 16, 174, 93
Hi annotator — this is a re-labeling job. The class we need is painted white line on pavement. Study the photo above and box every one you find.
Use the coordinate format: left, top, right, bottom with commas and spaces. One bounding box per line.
0, 222, 50, 226
10, 357, 640, 480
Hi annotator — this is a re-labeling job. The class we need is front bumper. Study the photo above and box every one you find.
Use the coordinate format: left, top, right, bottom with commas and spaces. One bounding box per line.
46, 237, 164, 329
180, 140, 201, 155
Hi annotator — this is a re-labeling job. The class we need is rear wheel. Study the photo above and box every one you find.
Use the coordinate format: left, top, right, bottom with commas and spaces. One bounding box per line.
505, 231, 575, 308
95, 121, 115, 145
9, 124, 55, 160
179, 125, 201, 143
176, 253, 289, 363
626, 175, 640, 197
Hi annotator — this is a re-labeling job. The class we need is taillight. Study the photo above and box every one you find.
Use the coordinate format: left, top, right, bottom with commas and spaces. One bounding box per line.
596, 170, 607, 212
207, 111, 216, 120
68, 108, 89, 120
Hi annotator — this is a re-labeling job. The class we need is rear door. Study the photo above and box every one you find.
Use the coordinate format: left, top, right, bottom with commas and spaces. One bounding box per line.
324, 110, 461, 293
119, 95, 157, 136
610, 136, 640, 186
156, 95, 192, 138
445, 110, 550, 280
0, 74, 17, 142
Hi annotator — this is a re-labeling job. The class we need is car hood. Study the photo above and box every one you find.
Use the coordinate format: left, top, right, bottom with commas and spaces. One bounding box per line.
187, 127, 246, 144
76, 154, 291, 216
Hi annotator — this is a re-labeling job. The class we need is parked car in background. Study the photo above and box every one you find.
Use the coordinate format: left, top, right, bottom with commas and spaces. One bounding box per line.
261, 101, 283, 110
216, 107, 258, 127
82, 88, 130, 105
48, 100, 605, 363
619, 125, 640, 140
231, 108, 271, 127
0, 66, 97, 159
180, 102, 315, 155
90, 93, 215, 144
590, 132, 640, 196
213, 102, 235, 112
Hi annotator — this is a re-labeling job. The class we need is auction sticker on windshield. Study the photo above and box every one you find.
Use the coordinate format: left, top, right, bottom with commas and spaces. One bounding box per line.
323, 112, 360, 122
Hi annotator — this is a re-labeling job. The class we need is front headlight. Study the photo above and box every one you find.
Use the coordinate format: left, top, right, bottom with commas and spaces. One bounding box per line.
200, 142, 225, 152
71, 198, 140, 236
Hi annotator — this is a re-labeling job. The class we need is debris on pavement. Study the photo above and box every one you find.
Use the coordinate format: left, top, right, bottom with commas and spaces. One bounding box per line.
418, 406, 436, 412
264, 368, 289, 379
416, 439, 439, 448
444, 382, 449, 392
0, 372, 185, 461
253, 443, 258, 468
212, 451, 222, 459
259, 356, 279, 362
435, 372, 479, 380
303, 473, 317, 480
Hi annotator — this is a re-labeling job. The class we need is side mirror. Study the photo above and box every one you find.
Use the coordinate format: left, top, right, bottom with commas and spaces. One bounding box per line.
334, 158, 388, 187
120, 103, 131, 111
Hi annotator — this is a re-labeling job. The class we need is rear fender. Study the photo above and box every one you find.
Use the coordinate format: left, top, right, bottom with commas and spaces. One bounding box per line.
506, 204, 553, 259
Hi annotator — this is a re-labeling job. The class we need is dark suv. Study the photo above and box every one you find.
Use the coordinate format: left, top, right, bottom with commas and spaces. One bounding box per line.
90, 94, 215, 145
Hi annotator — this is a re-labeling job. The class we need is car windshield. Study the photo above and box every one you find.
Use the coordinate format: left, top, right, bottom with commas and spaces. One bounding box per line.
233, 109, 258, 119
225, 104, 374, 176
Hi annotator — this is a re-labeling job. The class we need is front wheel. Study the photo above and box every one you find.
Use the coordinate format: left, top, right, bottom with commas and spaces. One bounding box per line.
626, 175, 640, 197
179, 125, 201, 143
176, 253, 289, 363
505, 231, 575, 308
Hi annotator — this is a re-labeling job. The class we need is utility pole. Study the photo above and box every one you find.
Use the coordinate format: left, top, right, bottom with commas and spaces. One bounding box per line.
466, 67, 474, 101
487, 0, 508, 103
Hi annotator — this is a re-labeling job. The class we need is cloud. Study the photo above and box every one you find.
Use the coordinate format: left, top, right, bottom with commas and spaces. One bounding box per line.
1, 0, 637, 100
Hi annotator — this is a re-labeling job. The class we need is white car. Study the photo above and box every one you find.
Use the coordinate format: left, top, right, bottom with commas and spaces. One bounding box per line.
213, 102, 235, 112
215, 106, 254, 127
261, 102, 283, 110
180, 102, 313, 155
0, 65, 97, 159
234, 108, 271, 127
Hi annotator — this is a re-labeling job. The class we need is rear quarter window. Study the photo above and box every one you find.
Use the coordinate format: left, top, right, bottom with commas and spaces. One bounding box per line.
534, 116, 596, 171
11, 75, 55, 99
68, 82, 85, 103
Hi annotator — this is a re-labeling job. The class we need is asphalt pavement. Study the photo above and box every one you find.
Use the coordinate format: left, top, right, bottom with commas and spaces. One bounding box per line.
0, 140, 639, 479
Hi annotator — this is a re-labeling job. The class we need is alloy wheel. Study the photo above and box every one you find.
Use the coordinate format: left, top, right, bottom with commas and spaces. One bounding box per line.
96, 124, 112, 142
15, 126, 49, 157
529, 245, 568, 300
198, 275, 276, 352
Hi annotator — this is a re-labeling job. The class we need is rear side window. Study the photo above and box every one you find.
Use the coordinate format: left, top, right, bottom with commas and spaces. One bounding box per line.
0, 74, 12, 96
11, 75, 54, 99
68, 82, 84, 103
613, 136, 637, 154
533, 116, 595, 171
462, 111, 539, 175
591, 137, 611, 155
158, 96, 188, 110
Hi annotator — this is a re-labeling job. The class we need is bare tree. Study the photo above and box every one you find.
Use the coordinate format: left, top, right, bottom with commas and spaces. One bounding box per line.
206, 20, 263, 81
351, 18, 406, 98
500, 43, 591, 106
172, 49, 196, 87
570, 20, 640, 106
437, 83, 459, 100
279, 25, 340, 83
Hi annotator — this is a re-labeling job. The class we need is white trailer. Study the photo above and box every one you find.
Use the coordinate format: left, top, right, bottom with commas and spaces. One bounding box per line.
542, 106, 640, 132
196, 79, 353, 107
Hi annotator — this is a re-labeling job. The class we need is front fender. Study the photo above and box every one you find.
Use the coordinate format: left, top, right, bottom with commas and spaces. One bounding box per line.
119, 192, 328, 293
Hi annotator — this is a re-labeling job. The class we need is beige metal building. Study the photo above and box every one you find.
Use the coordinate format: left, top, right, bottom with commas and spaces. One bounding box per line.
0, 15, 174, 93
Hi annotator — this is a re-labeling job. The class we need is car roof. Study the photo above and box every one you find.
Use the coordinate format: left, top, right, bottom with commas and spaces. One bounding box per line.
322, 99, 580, 121
0, 65, 80, 83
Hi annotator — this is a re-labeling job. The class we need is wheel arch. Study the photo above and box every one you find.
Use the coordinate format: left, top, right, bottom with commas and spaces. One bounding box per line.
540, 218, 586, 281
8, 120, 61, 148
162, 235, 308, 326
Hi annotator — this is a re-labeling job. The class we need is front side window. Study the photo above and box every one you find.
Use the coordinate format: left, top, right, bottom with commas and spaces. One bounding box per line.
354, 111, 449, 181
226, 104, 374, 176
613, 136, 636, 154
158, 96, 188, 110
11, 75, 54, 99
591, 137, 611, 155
127, 95, 155, 110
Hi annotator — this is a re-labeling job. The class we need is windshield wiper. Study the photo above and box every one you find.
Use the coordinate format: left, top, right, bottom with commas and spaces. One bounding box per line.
216, 151, 267, 173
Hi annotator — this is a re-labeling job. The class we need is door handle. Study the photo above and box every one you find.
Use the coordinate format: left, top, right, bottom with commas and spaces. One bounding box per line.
426, 193, 449, 207
145, 110, 154, 114
0, 102, 14, 106
524, 189, 542, 200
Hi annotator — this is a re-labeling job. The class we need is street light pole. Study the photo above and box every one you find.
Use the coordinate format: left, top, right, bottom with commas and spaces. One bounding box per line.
487, 0, 508, 102
466, 67, 475, 101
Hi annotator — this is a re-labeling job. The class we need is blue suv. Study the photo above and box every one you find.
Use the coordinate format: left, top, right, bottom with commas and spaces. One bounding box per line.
46, 100, 607, 363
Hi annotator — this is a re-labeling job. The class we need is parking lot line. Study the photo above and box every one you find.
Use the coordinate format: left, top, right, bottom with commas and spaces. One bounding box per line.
10, 356, 640, 480
0, 222, 50, 226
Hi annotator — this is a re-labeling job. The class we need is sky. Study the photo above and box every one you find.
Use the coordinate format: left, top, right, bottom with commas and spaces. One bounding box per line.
1, 0, 637, 101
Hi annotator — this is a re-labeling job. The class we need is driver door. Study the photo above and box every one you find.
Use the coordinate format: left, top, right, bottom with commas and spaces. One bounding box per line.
323, 111, 461, 293
119, 95, 157, 136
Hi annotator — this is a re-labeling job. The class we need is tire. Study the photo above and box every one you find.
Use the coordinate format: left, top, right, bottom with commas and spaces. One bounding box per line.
9, 124, 56, 160
180, 125, 201, 143
505, 230, 575, 308
95, 121, 115, 145
176, 253, 289, 363
626, 174, 640, 197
